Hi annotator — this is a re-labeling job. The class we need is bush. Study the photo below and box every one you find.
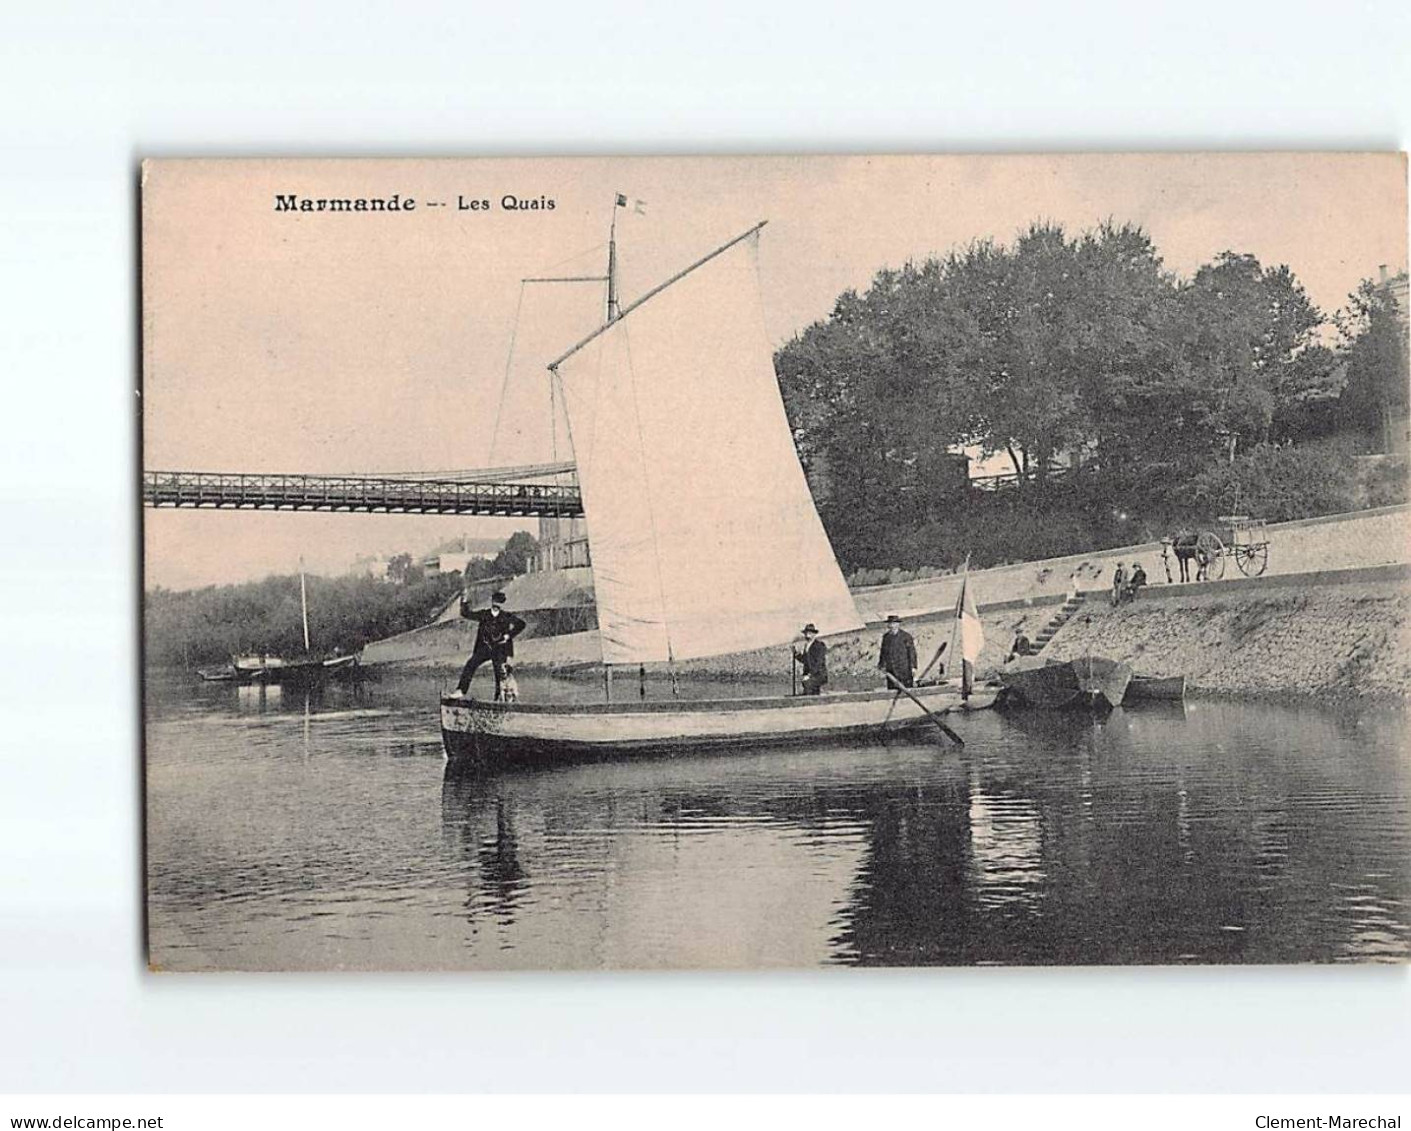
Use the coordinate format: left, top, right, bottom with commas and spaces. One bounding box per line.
1355, 454, 1410, 509
145, 570, 465, 669
1177, 440, 1359, 522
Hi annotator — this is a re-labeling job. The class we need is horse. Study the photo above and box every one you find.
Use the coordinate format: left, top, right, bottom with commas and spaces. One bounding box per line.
1170, 531, 1200, 583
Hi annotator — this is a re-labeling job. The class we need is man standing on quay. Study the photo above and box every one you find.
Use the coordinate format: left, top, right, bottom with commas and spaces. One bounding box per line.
878, 614, 918, 688
453, 588, 526, 699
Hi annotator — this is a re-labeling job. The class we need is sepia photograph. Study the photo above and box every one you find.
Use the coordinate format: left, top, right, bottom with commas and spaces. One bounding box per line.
141, 153, 1410, 971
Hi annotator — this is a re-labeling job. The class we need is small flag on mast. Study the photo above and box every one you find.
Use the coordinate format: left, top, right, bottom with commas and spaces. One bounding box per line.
615, 193, 648, 215
953, 560, 984, 697
955, 570, 985, 665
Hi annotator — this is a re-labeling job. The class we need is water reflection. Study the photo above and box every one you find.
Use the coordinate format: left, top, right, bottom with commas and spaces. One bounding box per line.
146, 669, 1410, 969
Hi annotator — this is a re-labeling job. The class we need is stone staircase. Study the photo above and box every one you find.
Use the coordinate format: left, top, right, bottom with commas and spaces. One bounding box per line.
1032, 592, 1087, 654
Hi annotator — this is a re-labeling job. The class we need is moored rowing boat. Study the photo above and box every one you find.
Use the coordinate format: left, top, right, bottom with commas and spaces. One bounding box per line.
1124, 674, 1186, 703
998, 655, 1132, 709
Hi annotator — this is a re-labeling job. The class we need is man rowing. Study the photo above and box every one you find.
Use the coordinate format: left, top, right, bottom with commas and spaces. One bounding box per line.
792, 623, 828, 695
878, 614, 918, 688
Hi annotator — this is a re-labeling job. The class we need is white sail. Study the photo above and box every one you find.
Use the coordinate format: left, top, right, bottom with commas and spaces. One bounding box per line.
552, 228, 863, 665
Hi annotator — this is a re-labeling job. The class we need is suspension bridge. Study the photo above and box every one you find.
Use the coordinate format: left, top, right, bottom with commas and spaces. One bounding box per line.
142, 461, 583, 517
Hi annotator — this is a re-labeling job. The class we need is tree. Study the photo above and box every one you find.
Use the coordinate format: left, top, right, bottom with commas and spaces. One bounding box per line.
1335, 273, 1410, 449
774, 220, 1341, 571
1172, 253, 1332, 453
492, 531, 539, 576
143, 569, 464, 667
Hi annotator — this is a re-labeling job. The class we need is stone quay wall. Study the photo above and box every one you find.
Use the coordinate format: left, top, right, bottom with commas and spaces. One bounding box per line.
1042, 565, 1411, 700
852, 503, 1410, 622
364, 506, 1410, 699
658, 565, 1411, 700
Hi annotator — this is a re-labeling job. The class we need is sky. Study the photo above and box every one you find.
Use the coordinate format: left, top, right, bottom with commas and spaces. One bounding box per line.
142, 154, 1407, 589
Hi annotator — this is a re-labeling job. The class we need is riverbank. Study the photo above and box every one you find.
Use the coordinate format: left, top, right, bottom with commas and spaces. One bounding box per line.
1043, 565, 1411, 700
358, 505, 1409, 699
390, 565, 1408, 701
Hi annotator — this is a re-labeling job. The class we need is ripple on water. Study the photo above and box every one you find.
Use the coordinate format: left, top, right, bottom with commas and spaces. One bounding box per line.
145, 679, 1411, 969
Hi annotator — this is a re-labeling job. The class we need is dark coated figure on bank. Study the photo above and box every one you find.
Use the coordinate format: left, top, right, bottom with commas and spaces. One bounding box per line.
878, 614, 918, 688
793, 623, 828, 695
453, 589, 526, 699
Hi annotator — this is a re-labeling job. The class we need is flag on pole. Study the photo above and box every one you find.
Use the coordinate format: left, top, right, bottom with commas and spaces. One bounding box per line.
954, 566, 984, 663
952, 563, 983, 698
615, 193, 648, 214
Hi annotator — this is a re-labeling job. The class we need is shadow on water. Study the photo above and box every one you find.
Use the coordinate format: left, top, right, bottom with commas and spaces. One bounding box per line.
438, 703, 1410, 966
144, 668, 1410, 968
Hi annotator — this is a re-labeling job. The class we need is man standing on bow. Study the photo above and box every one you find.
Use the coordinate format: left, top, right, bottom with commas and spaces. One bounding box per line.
453, 588, 526, 700
793, 623, 828, 695
877, 614, 918, 688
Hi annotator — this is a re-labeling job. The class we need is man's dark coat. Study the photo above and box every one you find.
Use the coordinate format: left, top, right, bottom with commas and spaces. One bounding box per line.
795, 637, 828, 688
460, 602, 527, 659
878, 628, 918, 686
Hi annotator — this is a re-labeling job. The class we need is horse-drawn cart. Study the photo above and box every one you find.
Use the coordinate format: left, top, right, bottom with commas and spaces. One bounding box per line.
1167, 516, 1271, 582
1198, 516, 1271, 580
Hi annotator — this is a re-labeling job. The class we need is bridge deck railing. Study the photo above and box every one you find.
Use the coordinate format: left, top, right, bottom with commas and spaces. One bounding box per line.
143, 471, 584, 517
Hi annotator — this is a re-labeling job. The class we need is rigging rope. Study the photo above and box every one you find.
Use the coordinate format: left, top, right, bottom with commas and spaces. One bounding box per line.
486, 281, 528, 469
540, 240, 609, 274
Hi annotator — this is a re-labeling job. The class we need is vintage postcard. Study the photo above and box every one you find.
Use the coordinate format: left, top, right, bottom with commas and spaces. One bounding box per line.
142, 154, 1409, 971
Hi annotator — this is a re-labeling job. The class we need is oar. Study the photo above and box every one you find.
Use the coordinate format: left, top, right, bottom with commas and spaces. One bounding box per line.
885, 673, 964, 747
916, 640, 948, 684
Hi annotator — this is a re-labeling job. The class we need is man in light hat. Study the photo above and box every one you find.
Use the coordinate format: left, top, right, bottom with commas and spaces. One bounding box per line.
453, 588, 526, 699
792, 623, 828, 695
878, 614, 918, 688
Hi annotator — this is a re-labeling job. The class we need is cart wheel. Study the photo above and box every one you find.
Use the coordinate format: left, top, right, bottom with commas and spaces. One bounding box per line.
1196, 531, 1226, 581
1236, 541, 1269, 577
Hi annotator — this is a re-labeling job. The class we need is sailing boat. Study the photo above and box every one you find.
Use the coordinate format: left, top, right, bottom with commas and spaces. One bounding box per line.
441, 217, 994, 768
232, 562, 360, 684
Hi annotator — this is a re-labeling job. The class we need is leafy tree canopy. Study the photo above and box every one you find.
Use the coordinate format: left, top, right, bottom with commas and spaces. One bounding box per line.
776, 220, 1402, 572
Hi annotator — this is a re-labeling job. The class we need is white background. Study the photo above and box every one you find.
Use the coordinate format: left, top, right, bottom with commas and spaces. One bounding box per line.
1, 0, 1409, 1095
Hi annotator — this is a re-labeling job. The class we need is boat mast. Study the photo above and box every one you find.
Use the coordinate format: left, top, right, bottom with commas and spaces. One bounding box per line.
947, 555, 969, 688
606, 201, 621, 323
598, 196, 626, 702
953, 556, 974, 699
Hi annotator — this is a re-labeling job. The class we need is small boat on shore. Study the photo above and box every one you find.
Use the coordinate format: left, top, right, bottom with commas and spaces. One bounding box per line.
998, 654, 1132, 710
197, 664, 235, 683
1124, 674, 1186, 703
441, 212, 992, 771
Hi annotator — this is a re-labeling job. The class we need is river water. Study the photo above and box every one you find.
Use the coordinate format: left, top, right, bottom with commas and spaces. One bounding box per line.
145, 671, 1410, 970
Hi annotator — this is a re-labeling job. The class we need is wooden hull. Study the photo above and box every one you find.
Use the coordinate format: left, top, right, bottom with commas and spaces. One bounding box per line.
234, 657, 361, 682
234, 660, 324, 685
1124, 675, 1186, 703
998, 655, 1132, 710
233, 654, 361, 685
440, 685, 996, 771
